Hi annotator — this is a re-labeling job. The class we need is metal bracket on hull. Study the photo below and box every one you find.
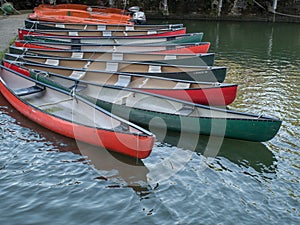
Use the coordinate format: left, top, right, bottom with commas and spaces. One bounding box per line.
14, 85, 45, 97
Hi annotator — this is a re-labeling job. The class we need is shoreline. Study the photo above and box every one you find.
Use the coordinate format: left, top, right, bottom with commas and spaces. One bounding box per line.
146, 12, 300, 23
0, 13, 29, 55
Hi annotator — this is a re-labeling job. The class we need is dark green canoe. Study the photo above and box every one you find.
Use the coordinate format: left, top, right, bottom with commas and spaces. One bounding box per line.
22, 32, 203, 45
25, 68, 281, 142
9, 45, 215, 67
5, 53, 226, 83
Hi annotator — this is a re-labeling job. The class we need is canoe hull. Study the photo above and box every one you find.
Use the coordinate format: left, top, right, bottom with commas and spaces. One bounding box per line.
21, 32, 202, 45
96, 100, 281, 142
0, 67, 155, 159
14, 40, 210, 54
18, 27, 187, 39
140, 85, 237, 106
8, 46, 215, 67
4, 61, 233, 106
25, 19, 184, 31
16, 66, 281, 143
4, 54, 224, 83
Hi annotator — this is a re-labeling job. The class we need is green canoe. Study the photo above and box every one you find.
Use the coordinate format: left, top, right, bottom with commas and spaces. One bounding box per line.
22, 32, 203, 45
24, 68, 281, 142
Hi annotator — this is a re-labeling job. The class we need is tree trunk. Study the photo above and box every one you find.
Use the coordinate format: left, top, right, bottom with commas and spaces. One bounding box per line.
230, 0, 241, 15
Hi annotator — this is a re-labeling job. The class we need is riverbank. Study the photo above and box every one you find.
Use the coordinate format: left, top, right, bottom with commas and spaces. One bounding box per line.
146, 11, 300, 23
0, 8, 298, 55
0, 12, 28, 54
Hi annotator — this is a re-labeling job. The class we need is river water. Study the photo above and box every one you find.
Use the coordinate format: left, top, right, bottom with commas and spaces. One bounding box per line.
0, 20, 299, 224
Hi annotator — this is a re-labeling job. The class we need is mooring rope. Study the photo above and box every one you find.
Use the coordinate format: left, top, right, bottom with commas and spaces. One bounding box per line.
269, 9, 300, 18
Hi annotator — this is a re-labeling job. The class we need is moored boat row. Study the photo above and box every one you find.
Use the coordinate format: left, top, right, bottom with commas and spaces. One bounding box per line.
0, 3, 282, 159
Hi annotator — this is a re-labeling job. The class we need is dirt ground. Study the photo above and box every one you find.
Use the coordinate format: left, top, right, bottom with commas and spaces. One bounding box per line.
0, 13, 29, 52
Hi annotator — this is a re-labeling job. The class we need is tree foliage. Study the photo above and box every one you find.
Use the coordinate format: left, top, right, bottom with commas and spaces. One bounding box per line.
9, 0, 300, 15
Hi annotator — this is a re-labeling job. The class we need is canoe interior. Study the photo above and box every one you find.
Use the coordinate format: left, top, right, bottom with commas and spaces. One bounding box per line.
7, 54, 218, 74
25, 19, 184, 31
0, 68, 144, 134
33, 73, 265, 121
21, 28, 186, 37
21, 33, 202, 45
14, 40, 204, 53
6, 60, 227, 91
9, 46, 215, 66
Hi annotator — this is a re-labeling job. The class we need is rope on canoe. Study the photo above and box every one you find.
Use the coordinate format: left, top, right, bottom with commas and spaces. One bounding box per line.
37, 97, 74, 108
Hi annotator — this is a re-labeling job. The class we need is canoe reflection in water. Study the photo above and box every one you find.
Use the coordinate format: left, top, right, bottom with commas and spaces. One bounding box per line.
0, 93, 150, 194
159, 130, 277, 176
0, 91, 276, 195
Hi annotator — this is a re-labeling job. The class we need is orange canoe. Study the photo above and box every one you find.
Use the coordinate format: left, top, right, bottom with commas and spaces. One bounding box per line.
29, 8, 133, 25
34, 4, 128, 15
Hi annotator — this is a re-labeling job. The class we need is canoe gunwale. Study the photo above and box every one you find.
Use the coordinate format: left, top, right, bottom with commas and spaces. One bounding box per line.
0, 65, 153, 137
25, 18, 184, 29
9, 45, 213, 57
7, 52, 223, 70
4, 54, 226, 83
3, 61, 281, 122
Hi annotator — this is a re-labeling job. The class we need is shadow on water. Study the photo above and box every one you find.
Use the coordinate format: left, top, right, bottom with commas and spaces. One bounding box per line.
0, 93, 151, 195
160, 130, 277, 176
0, 90, 277, 194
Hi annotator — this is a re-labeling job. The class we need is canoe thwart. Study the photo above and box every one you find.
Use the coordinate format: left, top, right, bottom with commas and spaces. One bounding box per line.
103, 30, 112, 36
69, 31, 79, 36
114, 93, 132, 105
69, 70, 86, 79
45, 58, 59, 66
176, 104, 195, 116
148, 65, 161, 73
71, 52, 84, 59
115, 75, 131, 87
164, 55, 177, 60
125, 26, 134, 31
55, 24, 65, 28
14, 85, 45, 97
97, 25, 106, 30
112, 52, 123, 61
106, 62, 118, 72
174, 82, 190, 89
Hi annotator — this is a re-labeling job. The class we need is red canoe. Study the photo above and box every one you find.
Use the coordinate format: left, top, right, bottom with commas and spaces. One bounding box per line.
0, 65, 155, 159
18, 27, 187, 39
3, 60, 237, 106
14, 40, 210, 54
